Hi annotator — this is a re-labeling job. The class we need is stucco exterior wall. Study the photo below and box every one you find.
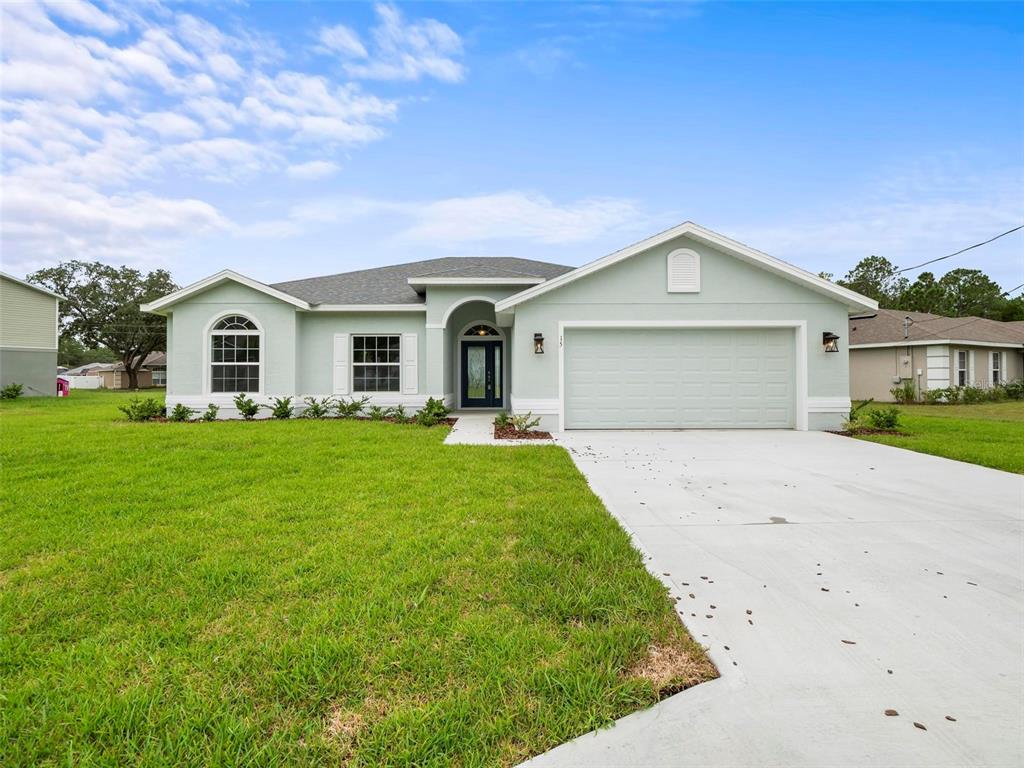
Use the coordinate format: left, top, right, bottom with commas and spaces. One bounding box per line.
0, 276, 58, 350
0, 348, 57, 396
508, 234, 852, 429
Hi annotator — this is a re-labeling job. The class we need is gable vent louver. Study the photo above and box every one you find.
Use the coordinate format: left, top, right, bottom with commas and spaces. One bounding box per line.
667, 248, 700, 293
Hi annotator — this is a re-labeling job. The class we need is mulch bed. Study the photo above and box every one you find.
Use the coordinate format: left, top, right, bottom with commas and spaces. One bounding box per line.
494, 425, 553, 440
829, 428, 905, 437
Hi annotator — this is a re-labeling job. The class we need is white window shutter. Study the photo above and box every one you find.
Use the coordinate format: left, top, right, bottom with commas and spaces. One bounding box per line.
333, 333, 349, 395
968, 350, 975, 384
402, 333, 418, 394
667, 249, 700, 293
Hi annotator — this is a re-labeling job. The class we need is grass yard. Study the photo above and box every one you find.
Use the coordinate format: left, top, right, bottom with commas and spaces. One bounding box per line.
856, 400, 1024, 474
0, 390, 714, 767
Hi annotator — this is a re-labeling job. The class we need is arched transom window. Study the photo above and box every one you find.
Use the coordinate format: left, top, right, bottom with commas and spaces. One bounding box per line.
464, 324, 499, 337
211, 314, 260, 393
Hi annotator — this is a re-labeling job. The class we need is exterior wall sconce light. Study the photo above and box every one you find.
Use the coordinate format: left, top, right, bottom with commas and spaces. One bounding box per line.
533, 333, 545, 354
823, 331, 840, 353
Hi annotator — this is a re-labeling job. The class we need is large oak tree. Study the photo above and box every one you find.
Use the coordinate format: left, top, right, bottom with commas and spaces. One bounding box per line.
30, 262, 177, 389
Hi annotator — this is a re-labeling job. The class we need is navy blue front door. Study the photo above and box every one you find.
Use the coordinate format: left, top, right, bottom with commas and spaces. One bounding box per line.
461, 340, 502, 408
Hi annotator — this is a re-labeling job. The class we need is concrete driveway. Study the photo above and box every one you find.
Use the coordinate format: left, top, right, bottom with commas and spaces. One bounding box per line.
525, 431, 1024, 768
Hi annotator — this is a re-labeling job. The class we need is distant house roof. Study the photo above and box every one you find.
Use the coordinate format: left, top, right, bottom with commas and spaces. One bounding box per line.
271, 257, 574, 305
849, 309, 1024, 348
64, 362, 112, 376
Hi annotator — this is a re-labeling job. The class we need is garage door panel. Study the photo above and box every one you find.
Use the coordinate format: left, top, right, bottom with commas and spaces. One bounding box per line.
564, 328, 795, 429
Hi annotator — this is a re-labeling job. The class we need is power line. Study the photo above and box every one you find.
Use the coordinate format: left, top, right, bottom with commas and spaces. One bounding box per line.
895, 224, 1024, 273
1003, 281, 1024, 297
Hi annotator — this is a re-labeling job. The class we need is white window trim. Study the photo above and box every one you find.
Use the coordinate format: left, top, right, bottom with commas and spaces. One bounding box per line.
991, 351, 1002, 385
556, 320, 809, 431
351, 333, 403, 395
203, 310, 264, 396
956, 349, 969, 387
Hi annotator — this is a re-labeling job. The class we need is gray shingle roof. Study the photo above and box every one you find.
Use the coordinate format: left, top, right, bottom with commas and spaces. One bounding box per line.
271, 257, 574, 305
849, 309, 1024, 346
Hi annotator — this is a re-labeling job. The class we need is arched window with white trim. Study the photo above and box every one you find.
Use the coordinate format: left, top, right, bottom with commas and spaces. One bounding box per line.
210, 314, 261, 393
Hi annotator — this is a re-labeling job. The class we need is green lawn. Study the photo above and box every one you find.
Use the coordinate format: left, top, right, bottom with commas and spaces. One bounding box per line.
0, 390, 713, 767
856, 400, 1024, 474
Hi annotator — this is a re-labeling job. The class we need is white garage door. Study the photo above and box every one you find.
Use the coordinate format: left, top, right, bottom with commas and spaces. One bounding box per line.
564, 327, 796, 429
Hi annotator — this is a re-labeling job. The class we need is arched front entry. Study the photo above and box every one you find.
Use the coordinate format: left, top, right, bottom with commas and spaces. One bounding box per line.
458, 321, 504, 408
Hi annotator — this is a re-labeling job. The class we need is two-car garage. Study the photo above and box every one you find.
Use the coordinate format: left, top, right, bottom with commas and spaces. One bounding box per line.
562, 326, 798, 429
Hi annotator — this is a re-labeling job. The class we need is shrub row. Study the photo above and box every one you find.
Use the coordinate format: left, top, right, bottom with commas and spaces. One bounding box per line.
890, 379, 1024, 405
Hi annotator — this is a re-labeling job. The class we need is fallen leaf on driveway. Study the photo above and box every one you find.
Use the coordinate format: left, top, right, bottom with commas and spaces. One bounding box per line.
884, 709, 898, 716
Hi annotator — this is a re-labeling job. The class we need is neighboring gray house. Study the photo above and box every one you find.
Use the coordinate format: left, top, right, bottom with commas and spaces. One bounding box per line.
142, 221, 876, 430
849, 309, 1024, 402
0, 272, 63, 397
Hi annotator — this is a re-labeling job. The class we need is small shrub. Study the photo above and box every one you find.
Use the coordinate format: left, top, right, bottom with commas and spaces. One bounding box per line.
865, 406, 901, 430
269, 396, 294, 419
389, 405, 411, 423
959, 385, 986, 404
922, 388, 946, 405
233, 393, 260, 420
415, 396, 451, 427
1002, 379, 1024, 400
889, 380, 916, 404
367, 405, 388, 421
167, 403, 194, 422
301, 396, 334, 419
118, 396, 163, 422
494, 411, 512, 428
988, 385, 1008, 402
336, 396, 370, 418
511, 411, 541, 432
1, 383, 24, 400
201, 403, 220, 421
848, 398, 874, 422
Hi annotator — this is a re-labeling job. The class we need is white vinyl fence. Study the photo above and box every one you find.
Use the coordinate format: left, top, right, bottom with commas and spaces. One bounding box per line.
65, 375, 102, 389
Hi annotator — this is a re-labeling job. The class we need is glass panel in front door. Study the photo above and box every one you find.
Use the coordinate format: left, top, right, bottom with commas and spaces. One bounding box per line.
467, 346, 486, 399
493, 345, 501, 399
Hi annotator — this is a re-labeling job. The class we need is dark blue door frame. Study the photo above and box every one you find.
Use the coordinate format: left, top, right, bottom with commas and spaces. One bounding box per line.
460, 340, 503, 408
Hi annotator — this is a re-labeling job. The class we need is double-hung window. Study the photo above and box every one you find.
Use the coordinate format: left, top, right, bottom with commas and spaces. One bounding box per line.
352, 335, 400, 392
211, 315, 260, 393
956, 350, 968, 386
992, 352, 1002, 385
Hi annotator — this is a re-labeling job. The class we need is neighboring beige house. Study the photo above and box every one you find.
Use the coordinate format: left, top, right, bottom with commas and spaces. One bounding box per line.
849, 309, 1024, 401
91, 352, 166, 389
0, 272, 63, 396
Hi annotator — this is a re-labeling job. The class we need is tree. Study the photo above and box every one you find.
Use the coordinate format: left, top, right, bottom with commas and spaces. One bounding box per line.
994, 295, 1024, 322
898, 271, 948, 315
59, 336, 118, 367
836, 256, 909, 308
935, 269, 1006, 318
29, 262, 177, 389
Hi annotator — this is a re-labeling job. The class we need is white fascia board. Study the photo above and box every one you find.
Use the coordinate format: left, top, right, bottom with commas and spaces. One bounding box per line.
851, 340, 1024, 350
309, 304, 426, 312
0, 271, 65, 300
495, 221, 878, 313
407, 277, 544, 287
140, 269, 311, 313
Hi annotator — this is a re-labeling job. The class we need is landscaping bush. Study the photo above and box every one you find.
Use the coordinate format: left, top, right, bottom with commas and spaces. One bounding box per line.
300, 396, 334, 419
865, 406, 901, 430
118, 396, 163, 422
201, 403, 220, 421
415, 396, 450, 427
1, 383, 24, 400
389, 405, 412, 423
922, 388, 947, 404
232, 393, 260, 420
511, 411, 542, 432
268, 396, 294, 419
167, 403, 194, 422
367, 405, 388, 421
494, 411, 513, 428
889, 380, 916, 404
335, 395, 369, 418
1002, 379, 1024, 400
848, 398, 874, 422
960, 385, 987, 404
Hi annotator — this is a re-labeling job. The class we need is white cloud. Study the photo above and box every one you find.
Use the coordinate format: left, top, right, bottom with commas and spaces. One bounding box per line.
316, 24, 368, 58
320, 3, 465, 83
1, 1, 463, 266
286, 160, 342, 180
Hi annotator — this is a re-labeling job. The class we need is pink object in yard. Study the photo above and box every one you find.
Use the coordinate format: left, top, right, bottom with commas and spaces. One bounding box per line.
56, 377, 69, 397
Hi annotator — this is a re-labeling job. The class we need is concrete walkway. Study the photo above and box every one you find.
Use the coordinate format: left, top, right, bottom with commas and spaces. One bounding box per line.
444, 411, 555, 445
525, 430, 1024, 768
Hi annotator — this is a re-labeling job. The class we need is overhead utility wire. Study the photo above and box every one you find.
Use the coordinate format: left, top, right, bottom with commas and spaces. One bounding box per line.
895, 224, 1024, 273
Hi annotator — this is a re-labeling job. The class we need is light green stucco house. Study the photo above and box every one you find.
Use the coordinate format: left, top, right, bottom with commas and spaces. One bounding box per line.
0, 272, 62, 397
142, 222, 876, 430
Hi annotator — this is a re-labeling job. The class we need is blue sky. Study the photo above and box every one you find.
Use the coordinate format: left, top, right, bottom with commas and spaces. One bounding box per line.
2, 1, 1021, 292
